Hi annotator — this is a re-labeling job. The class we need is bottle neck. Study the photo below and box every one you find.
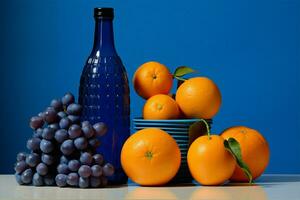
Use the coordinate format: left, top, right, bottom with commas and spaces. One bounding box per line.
92, 18, 117, 56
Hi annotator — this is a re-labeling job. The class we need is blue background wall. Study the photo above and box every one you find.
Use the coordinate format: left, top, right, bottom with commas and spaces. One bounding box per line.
0, 0, 299, 173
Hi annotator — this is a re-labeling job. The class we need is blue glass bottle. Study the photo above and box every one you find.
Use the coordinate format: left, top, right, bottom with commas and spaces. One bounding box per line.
79, 8, 130, 184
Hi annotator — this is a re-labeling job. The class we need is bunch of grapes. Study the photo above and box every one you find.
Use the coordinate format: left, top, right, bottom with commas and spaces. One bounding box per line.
56, 151, 114, 188
14, 92, 114, 188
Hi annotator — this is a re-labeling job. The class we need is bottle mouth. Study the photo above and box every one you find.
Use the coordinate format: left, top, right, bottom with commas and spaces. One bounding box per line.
94, 8, 114, 19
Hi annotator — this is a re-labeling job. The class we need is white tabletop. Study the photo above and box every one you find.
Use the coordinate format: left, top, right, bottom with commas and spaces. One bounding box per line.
0, 174, 299, 200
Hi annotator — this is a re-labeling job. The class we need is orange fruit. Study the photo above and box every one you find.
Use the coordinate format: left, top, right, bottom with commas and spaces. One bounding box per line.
143, 94, 180, 120
187, 135, 235, 185
221, 126, 270, 182
133, 61, 173, 99
175, 77, 222, 119
121, 128, 181, 186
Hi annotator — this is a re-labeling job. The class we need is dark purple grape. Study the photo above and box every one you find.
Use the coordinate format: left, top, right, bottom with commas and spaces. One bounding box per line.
57, 163, 69, 174
44, 174, 55, 186
17, 152, 27, 162
30, 116, 44, 130
41, 154, 55, 165
62, 92, 75, 106
49, 123, 59, 132
67, 172, 79, 186
60, 156, 69, 164
59, 117, 72, 130
60, 139, 74, 155
43, 108, 58, 124
55, 129, 68, 143
68, 124, 82, 139
55, 174, 67, 187
38, 112, 45, 119
93, 122, 107, 137
33, 173, 44, 186
26, 137, 41, 151
51, 99, 63, 112
90, 177, 101, 188
25, 153, 40, 167
42, 127, 55, 140
82, 124, 94, 138
21, 168, 33, 184
46, 106, 55, 111
93, 154, 104, 165
33, 128, 43, 138
14, 161, 27, 173
68, 160, 80, 172
15, 173, 24, 185
40, 139, 54, 153
78, 165, 92, 178
88, 137, 100, 149
103, 163, 114, 177
79, 177, 89, 188
100, 176, 108, 186
91, 165, 102, 177
81, 121, 90, 127
36, 163, 48, 176
67, 103, 82, 115
74, 137, 88, 150
80, 152, 93, 165
57, 111, 67, 119
68, 115, 81, 124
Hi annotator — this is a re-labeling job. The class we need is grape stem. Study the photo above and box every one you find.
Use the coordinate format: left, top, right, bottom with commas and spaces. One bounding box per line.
199, 119, 211, 139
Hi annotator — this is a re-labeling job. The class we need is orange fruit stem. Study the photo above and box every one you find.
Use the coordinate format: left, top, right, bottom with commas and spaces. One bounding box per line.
198, 119, 211, 140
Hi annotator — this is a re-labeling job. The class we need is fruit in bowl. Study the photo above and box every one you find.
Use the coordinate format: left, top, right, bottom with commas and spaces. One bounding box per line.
143, 94, 180, 120
133, 61, 173, 99
133, 61, 222, 120
176, 77, 222, 119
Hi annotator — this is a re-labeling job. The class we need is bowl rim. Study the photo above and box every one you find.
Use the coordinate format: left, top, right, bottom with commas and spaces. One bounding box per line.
133, 127, 190, 131
133, 117, 212, 123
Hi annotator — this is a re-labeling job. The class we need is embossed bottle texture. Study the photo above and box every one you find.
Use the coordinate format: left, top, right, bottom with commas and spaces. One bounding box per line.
79, 8, 130, 184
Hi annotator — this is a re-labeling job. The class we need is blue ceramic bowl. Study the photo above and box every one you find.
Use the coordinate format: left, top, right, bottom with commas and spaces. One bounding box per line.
132, 117, 212, 183
133, 118, 212, 123
133, 126, 189, 131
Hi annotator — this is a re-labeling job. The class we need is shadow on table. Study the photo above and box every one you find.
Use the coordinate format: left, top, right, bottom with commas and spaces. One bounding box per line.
225, 182, 280, 188
256, 175, 300, 183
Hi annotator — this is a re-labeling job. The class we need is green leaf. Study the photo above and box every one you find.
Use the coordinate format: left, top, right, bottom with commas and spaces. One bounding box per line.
173, 66, 196, 77
224, 138, 253, 183
174, 76, 187, 81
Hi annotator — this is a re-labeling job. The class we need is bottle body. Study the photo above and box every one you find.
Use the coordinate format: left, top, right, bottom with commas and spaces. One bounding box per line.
79, 9, 130, 184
